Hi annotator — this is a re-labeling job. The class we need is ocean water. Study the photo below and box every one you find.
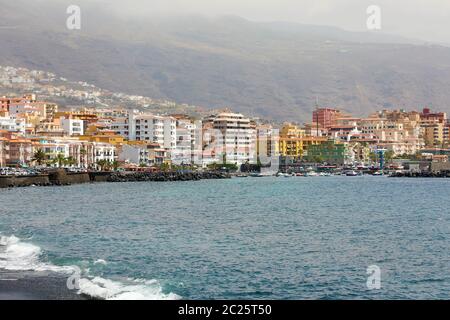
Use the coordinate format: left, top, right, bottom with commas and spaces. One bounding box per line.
0, 176, 449, 300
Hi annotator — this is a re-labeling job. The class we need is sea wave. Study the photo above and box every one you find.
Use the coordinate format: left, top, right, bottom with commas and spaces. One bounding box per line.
0, 235, 181, 300
78, 277, 180, 300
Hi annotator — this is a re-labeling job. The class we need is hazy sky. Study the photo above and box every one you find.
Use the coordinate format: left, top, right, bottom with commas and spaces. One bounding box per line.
60, 0, 450, 43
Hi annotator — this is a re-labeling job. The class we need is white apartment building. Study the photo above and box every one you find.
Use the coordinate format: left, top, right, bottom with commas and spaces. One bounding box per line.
93, 142, 116, 164
36, 139, 116, 168
119, 143, 166, 166
0, 116, 26, 134
109, 116, 129, 137
132, 113, 176, 150
172, 117, 198, 165
109, 111, 176, 151
60, 117, 84, 136
205, 112, 256, 167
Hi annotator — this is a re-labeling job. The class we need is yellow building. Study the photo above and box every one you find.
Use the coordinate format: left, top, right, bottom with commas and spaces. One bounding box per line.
79, 127, 126, 145
279, 136, 328, 158
278, 123, 327, 158
422, 121, 445, 147
280, 123, 305, 139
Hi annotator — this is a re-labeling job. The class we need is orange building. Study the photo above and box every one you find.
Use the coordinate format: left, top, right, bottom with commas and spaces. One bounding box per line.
0, 136, 33, 166
312, 108, 342, 129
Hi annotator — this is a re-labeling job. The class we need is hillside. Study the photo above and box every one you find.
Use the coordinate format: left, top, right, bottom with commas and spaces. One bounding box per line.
1, 0, 450, 121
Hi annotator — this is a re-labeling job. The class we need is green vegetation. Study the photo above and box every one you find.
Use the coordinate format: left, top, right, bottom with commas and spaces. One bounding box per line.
96, 159, 111, 171
32, 149, 47, 166
52, 153, 67, 168
207, 162, 238, 172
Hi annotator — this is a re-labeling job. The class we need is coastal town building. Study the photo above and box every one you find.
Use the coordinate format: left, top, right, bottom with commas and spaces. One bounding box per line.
0, 95, 36, 112
1, 92, 449, 171
0, 133, 33, 166
278, 123, 328, 159
420, 107, 447, 124
172, 115, 198, 165
8, 101, 58, 121
0, 136, 7, 167
34, 138, 116, 168
328, 124, 360, 142
203, 112, 257, 166
312, 108, 342, 129
109, 111, 176, 151
80, 128, 126, 146
0, 116, 26, 134
60, 117, 84, 136
306, 140, 347, 165
119, 142, 167, 167
422, 121, 446, 147
346, 142, 371, 164
256, 124, 279, 162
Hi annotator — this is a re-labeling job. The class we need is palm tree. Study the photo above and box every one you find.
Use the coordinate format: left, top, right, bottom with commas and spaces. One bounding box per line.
32, 149, 47, 166
96, 159, 110, 171
53, 153, 66, 168
66, 156, 77, 167
111, 161, 119, 171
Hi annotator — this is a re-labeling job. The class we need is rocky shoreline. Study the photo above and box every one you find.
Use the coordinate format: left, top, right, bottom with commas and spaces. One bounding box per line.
389, 171, 450, 178
107, 171, 231, 182
0, 170, 231, 189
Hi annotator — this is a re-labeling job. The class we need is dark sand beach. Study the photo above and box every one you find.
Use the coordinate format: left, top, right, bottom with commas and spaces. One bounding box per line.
0, 270, 87, 300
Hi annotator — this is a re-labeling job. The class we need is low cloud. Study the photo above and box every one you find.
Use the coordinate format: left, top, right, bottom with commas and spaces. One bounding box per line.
9, 0, 450, 43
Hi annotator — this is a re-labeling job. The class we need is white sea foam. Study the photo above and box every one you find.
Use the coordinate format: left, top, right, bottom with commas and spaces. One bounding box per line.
0, 235, 181, 300
78, 277, 181, 300
93, 259, 107, 265
0, 235, 70, 272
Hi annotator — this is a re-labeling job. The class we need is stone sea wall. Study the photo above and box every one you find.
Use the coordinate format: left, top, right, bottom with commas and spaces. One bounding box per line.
107, 171, 230, 182
389, 171, 450, 178
0, 175, 51, 188
0, 170, 230, 188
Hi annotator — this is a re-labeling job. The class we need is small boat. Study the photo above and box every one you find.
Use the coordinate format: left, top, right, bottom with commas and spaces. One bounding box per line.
372, 171, 383, 176
345, 170, 359, 176
319, 172, 332, 177
235, 174, 249, 178
249, 173, 264, 177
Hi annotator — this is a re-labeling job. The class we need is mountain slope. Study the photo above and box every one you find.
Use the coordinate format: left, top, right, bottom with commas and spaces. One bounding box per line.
1, 0, 450, 121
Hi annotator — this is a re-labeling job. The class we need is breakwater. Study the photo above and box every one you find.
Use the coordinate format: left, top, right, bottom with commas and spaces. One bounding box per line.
107, 171, 230, 182
0, 170, 230, 188
389, 171, 450, 178
0, 175, 51, 188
